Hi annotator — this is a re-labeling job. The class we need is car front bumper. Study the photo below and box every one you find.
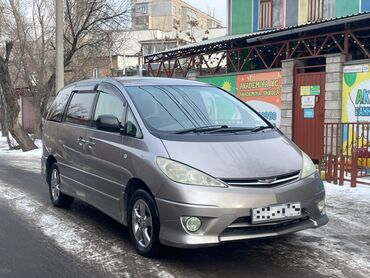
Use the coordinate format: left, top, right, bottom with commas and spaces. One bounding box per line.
155, 172, 328, 248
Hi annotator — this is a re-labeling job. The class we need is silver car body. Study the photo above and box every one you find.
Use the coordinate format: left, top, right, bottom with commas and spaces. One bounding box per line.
42, 77, 328, 248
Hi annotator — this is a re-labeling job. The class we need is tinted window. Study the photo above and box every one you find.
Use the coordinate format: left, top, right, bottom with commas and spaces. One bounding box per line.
47, 87, 72, 122
65, 92, 96, 126
125, 107, 142, 138
125, 86, 267, 133
94, 92, 125, 125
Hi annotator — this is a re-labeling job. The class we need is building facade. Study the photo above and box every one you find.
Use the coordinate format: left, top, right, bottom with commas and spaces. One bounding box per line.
228, 0, 370, 35
132, 0, 222, 32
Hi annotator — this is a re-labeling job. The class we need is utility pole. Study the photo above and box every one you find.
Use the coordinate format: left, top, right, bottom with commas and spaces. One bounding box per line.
56, 0, 64, 93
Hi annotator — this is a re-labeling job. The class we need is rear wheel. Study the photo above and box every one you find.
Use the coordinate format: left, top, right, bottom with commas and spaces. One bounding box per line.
128, 189, 160, 257
48, 163, 74, 208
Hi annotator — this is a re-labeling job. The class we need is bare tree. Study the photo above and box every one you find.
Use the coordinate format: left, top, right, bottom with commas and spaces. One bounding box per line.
0, 41, 37, 151
0, 0, 132, 149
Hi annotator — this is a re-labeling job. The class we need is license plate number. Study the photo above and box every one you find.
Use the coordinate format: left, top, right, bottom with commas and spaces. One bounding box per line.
251, 202, 301, 224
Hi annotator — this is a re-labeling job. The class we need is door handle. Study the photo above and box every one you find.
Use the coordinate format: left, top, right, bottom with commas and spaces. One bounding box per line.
77, 137, 87, 146
87, 139, 95, 149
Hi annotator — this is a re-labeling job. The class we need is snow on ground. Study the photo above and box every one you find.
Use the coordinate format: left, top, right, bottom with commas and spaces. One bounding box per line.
0, 135, 42, 173
298, 181, 370, 277
0, 135, 42, 154
0, 183, 175, 278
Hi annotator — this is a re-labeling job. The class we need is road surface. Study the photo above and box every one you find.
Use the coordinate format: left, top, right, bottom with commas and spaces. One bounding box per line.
0, 151, 369, 278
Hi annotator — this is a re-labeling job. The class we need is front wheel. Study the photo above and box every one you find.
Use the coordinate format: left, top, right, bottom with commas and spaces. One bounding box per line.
48, 163, 74, 208
128, 190, 160, 257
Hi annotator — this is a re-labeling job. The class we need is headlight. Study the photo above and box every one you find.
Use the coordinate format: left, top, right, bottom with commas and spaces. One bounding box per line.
156, 157, 227, 187
301, 152, 317, 179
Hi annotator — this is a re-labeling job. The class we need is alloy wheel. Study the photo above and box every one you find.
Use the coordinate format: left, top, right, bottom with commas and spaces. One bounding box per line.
50, 168, 60, 201
131, 199, 153, 248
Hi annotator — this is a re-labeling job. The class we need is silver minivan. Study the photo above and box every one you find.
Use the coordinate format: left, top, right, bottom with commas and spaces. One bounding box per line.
42, 77, 328, 257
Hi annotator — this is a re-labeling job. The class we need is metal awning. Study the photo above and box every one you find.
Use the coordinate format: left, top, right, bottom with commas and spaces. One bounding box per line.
145, 12, 370, 62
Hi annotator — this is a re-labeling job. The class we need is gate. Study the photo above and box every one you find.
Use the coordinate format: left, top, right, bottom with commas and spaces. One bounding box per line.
21, 97, 36, 133
293, 71, 326, 161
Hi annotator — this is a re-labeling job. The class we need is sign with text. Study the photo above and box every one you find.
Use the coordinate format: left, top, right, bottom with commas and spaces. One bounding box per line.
342, 64, 370, 122
301, 96, 315, 108
341, 63, 370, 154
236, 71, 282, 127
300, 85, 320, 96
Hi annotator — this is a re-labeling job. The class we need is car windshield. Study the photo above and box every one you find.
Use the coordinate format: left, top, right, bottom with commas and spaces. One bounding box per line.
125, 86, 269, 133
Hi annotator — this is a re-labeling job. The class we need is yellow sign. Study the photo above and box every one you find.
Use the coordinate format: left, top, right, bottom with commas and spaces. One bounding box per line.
300, 86, 311, 96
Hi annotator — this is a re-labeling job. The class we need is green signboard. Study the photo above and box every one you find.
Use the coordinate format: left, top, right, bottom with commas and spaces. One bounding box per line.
197, 75, 236, 95
300, 85, 320, 96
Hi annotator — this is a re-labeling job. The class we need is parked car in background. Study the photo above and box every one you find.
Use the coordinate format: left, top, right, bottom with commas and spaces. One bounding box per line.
42, 78, 328, 257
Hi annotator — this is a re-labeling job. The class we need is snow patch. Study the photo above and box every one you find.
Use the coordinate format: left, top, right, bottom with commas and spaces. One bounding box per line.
0, 184, 173, 278
0, 134, 42, 154
0, 136, 42, 173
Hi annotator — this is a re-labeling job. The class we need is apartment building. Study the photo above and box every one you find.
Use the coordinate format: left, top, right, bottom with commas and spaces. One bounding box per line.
132, 0, 222, 31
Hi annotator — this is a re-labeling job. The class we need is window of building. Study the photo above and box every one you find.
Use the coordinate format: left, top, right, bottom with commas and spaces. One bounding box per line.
135, 16, 149, 28
65, 92, 96, 126
308, 0, 324, 22
143, 44, 155, 56
135, 3, 148, 16
259, 0, 273, 29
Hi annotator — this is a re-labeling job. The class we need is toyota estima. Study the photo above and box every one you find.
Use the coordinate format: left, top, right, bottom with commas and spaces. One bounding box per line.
42, 77, 328, 257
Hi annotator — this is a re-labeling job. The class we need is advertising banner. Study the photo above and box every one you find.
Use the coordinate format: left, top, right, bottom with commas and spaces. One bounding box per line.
342, 63, 370, 152
342, 64, 370, 122
197, 75, 236, 95
236, 71, 282, 127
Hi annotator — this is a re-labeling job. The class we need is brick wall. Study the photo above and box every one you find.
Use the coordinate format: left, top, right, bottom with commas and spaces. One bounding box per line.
325, 54, 345, 123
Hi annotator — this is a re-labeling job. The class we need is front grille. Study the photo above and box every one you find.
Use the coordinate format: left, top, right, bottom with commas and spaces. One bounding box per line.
222, 216, 310, 235
222, 171, 300, 187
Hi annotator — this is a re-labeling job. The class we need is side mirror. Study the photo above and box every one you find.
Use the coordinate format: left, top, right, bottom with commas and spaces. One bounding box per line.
96, 115, 122, 133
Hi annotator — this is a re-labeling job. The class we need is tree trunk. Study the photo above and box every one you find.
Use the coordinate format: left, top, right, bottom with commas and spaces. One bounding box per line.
0, 42, 37, 151
0, 93, 9, 138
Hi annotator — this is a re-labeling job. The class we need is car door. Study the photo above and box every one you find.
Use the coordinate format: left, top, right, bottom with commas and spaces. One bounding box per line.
84, 83, 127, 221
58, 90, 97, 201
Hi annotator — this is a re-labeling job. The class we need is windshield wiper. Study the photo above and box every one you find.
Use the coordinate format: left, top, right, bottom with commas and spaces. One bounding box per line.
205, 127, 255, 134
175, 125, 228, 134
251, 126, 274, 132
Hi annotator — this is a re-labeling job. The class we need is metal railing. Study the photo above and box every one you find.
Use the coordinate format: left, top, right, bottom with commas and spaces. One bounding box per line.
323, 122, 370, 187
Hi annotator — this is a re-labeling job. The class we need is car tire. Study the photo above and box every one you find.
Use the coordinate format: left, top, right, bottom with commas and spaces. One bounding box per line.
48, 163, 74, 208
128, 189, 160, 257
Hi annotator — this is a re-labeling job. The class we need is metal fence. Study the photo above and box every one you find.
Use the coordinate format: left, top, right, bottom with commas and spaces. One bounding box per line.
323, 122, 370, 187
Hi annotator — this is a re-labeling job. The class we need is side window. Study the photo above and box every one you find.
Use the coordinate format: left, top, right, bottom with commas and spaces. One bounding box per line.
93, 91, 125, 125
47, 87, 72, 122
125, 107, 142, 138
65, 92, 96, 126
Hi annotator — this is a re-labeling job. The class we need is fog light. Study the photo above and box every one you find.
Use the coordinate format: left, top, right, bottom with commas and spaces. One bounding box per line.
183, 217, 202, 232
317, 200, 326, 215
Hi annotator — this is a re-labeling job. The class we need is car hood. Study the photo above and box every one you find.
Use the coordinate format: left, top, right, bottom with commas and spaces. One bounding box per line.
161, 132, 303, 179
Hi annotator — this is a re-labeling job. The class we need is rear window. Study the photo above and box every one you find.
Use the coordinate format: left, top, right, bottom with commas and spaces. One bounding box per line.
47, 87, 72, 122
65, 92, 97, 126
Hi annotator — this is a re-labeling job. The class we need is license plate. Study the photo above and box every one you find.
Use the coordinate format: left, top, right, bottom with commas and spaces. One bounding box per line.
251, 202, 301, 224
